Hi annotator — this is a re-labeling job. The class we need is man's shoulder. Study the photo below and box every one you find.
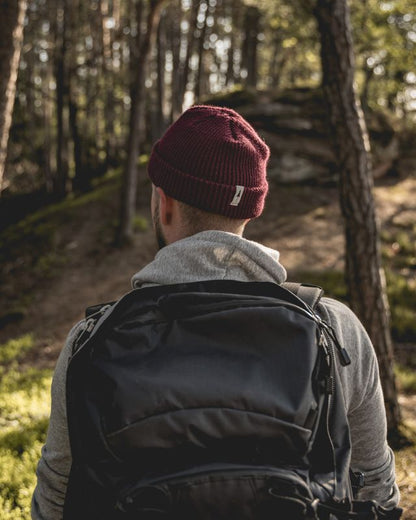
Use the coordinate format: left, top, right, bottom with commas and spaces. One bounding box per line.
317, 296, 377, 371
318, 296, 365, 331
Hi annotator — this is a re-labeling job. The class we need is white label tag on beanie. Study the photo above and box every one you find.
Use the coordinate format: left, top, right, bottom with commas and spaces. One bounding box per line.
230, 185, 245, 206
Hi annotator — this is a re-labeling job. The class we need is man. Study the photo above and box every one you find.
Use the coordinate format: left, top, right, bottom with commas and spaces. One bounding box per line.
32, 105, 399, 519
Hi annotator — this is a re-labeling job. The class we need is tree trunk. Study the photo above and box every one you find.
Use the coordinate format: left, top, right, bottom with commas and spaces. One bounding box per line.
169, 1, 182, 121
44, 66, 54, 194
194, 0, 208, 103
241, 6, 260, 89
312, 0, 401, 434
118, 0, 166, 245
225, 0, 240, 86
54, 0, 70, 198
177, 0, 200, 112
156, 11, 167, 137
0, 0, 27, 195
67, 0, 85, 191
99, 0, 117, 168
360, 63, 374, 113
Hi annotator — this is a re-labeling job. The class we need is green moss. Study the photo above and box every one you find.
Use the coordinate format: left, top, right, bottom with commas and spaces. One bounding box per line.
381, 225, 416, 270
290, 270, 347, 302
0, 365, 51, 519
293, 269, 416, 341
0, 366, 52, 429
0, 418, 49, 456
0, 170, 121, 263
395, 364, 416, 394
386, 271, 416, 342
0, 335, 34, 364
0, 446, 42, 519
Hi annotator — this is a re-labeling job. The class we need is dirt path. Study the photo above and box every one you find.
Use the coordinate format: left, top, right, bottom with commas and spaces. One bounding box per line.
2, 177, 415, 370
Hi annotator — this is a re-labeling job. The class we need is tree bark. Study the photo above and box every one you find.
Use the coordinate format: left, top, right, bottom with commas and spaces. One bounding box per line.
99, 0, 117, 168
118, 0, 166, 245
225, 0, 240, 86
241, 6, 260, 89
169, 2, 182, 121
312, 0, 401, 433
177, 0, 200, 112
54, 0, 70, 198
194, 0, 208, 103
0, 0, 27, 195
156, 11, 167, 137
67, 0, 85, 191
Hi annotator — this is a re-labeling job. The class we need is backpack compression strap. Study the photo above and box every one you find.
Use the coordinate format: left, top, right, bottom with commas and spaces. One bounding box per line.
282, 282, 324, 311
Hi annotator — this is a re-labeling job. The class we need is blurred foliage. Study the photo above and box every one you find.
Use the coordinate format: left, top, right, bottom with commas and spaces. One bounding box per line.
396, 365, 416, 394
0, 334, 51, 519
0, 335, 34, 364
295, 267, 416, 343
395, 431, 416, 516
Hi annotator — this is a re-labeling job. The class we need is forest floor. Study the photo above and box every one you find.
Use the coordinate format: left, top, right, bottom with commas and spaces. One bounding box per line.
0, 171, 415, 517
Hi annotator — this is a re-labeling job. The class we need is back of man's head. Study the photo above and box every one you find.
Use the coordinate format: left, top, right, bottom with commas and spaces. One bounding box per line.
148, 105, 270, 222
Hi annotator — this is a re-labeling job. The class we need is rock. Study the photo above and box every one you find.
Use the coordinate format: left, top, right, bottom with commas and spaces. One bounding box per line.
268, 154, 329, 183
206, 87, 412, 183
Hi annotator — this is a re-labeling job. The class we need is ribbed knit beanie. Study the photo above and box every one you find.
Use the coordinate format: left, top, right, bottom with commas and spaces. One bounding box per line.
148, 105, 270, 219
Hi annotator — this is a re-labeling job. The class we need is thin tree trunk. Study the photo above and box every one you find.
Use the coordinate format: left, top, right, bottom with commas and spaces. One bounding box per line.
177, 0, 200, 111
118, 0, 166, 245
44, 74, 54, 194
360, 63, 374, 113
241, 6, 260, 89
0, 0, 27, 195
67, 0, 85, 191
225, 0, 238, 86
99, 0, 116, 168
156, 12, 167, 137
54, 0, 70, 198
194, 0, 208, 103
169, 1, 182, 121
312, 0, 401, 434
129, 0, 144, 98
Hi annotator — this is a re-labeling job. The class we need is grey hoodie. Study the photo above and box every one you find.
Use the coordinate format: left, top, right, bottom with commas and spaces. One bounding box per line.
32, 231, 399, 519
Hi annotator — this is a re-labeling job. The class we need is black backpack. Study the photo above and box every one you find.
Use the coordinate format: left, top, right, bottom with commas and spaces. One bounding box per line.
64, 280, 402, 520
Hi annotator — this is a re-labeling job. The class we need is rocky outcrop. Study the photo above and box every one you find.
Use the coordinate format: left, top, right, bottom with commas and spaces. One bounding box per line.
206, 87, 407, 183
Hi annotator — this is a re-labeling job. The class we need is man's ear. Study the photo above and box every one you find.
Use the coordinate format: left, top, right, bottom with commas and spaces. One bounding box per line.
156, 187, 174, 225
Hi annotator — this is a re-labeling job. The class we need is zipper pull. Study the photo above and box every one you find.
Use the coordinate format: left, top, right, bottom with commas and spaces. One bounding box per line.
325, 324, 351, 367
316, 315, 351, 367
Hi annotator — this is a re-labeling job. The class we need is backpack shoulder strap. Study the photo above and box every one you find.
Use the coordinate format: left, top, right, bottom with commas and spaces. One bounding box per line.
282, 282, 324, 310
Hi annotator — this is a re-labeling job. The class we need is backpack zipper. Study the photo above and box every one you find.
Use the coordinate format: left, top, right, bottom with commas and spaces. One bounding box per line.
71, 304, 112, 356
116, 465, 313, 512
315, 315, 351, 367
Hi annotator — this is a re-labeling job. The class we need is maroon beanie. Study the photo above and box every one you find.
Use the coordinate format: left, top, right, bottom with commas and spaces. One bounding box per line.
148, 105, 270, 219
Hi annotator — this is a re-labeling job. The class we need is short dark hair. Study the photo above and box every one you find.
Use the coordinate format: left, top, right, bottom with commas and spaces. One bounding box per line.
178, 201, 248, 236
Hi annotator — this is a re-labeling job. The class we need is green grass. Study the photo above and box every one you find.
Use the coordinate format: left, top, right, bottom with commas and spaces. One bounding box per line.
0, 336, 52, 519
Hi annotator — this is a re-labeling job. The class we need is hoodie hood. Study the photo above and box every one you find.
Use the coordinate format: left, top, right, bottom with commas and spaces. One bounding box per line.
131, 230, 287, 289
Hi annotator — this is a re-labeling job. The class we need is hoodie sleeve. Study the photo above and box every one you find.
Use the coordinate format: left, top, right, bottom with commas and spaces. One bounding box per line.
320, 297, 400, 509
31, 321, 84, 520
